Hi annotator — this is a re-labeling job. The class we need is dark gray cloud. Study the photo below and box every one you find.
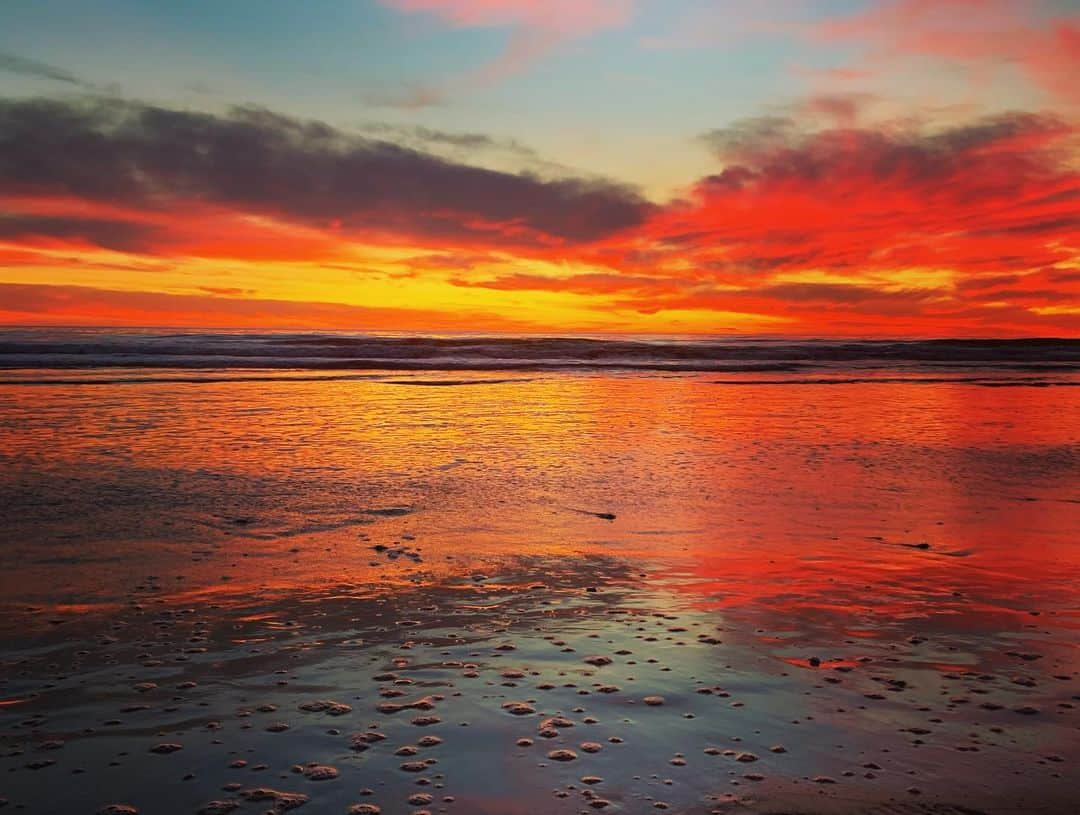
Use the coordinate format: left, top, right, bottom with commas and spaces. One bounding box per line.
354, 122, 555, 171
0, 52, 94, 88
0, 213, 159, 252
354, 122, 578, 177
698, 111, 1069, 188
699, 115, 797, 162
359, 83, 445, 110
755, 282, 939, 306
0, 97, 651, 246
357, 122, 515, 151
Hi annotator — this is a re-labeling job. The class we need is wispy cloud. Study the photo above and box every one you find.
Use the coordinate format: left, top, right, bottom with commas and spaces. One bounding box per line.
373, 1, 635, 102
0, 51, 97, 89
355, 121, 538, 157
381, 0, 633, 36
814, 0, 1080, 107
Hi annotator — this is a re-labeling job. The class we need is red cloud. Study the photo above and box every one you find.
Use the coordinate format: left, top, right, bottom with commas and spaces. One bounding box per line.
452, 110, 1079, 334
625, 111, 1080, 280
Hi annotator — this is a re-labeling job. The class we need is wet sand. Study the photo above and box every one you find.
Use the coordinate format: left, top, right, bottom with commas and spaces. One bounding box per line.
0, 372, 1077, 814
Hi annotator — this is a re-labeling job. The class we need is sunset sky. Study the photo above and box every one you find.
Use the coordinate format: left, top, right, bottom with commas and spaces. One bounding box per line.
1, 0, 1078, 335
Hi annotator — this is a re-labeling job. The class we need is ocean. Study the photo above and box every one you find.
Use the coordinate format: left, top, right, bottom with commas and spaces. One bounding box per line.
0, 329, 1077, 381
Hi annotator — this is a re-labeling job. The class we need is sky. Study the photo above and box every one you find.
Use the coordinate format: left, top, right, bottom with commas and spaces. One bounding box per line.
0, 0, 1078, 336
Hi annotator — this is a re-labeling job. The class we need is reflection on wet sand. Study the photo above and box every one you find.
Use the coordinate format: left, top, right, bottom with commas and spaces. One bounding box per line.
0, 374, 1077, 813
2, 554, 1076, 815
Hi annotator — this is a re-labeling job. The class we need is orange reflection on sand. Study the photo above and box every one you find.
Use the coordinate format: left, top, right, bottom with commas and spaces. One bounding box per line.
0, 372, 1077, 620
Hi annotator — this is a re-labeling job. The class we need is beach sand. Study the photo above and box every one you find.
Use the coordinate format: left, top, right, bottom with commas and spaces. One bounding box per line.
0, 372, 1077, 814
